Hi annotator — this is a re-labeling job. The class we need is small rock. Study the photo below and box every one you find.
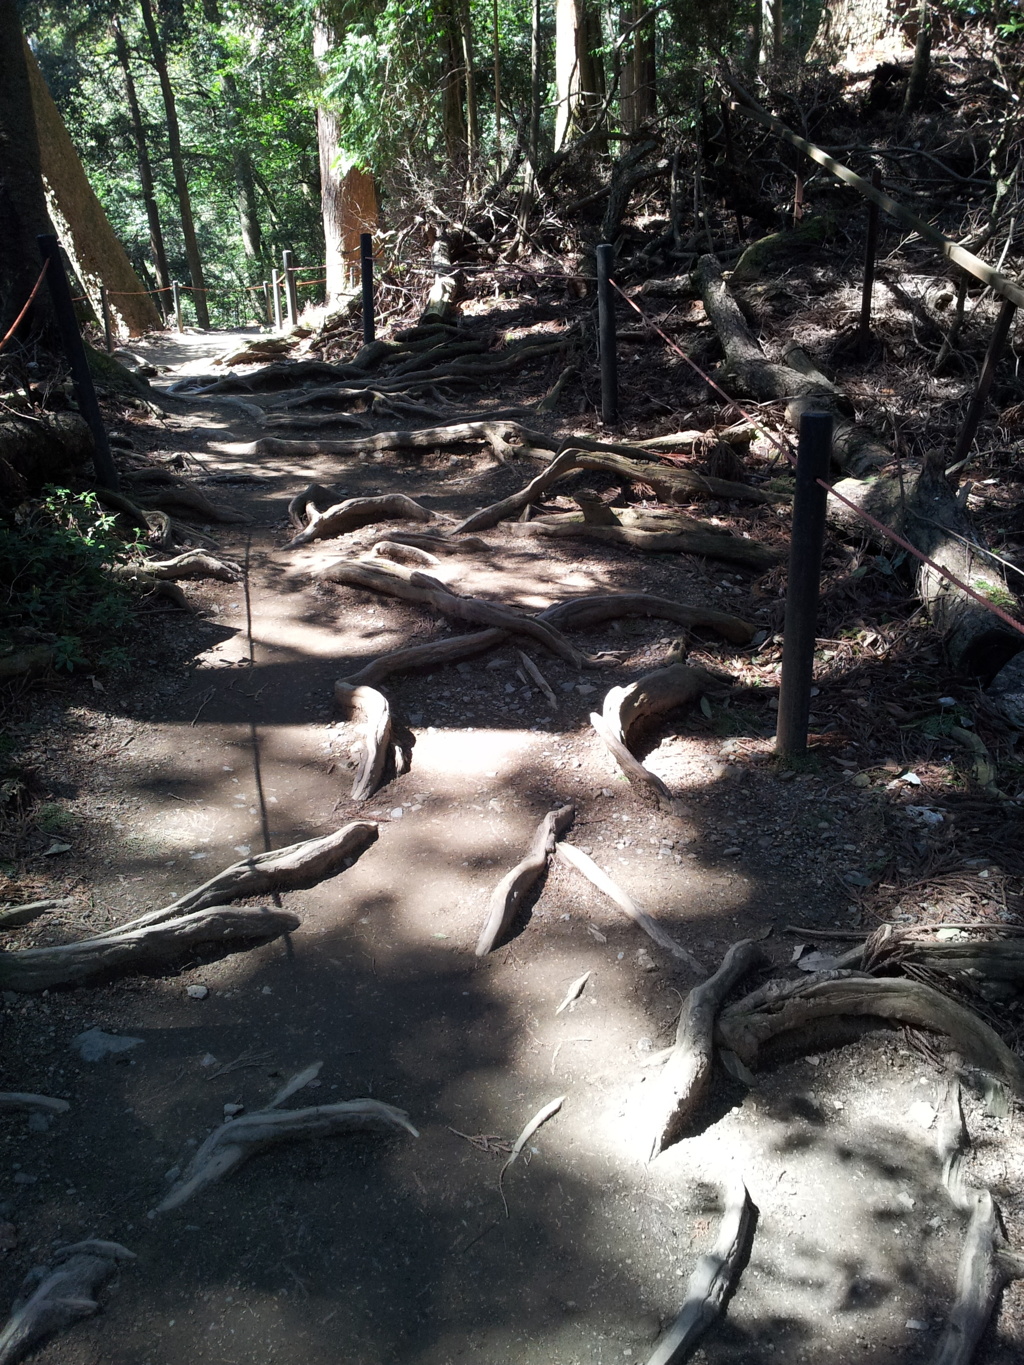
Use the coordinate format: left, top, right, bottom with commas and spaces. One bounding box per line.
73, 1028, 143, 1062
906, 1100, 936, 1130
897, 1191, 916, 1210
636, 949, 656, 972
851, 772, 871, 787
722, 846, 741, 856
12, 1174, 35, 1186
26, 1113, 50, 1134
390, 807, 404, 819
200, 1053, 218, 1067
576, 684, 596, 695
42, 842, 72, 857
186, 985, 209, 1000
905, 1319, 929, 1332
223, 1103, 244, 1117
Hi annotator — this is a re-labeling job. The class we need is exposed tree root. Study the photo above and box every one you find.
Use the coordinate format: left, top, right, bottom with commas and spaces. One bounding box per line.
554, 842, 706, 974
520, 519, 782, 571
643, 1174, 755, 1365
0, 906, 300, 993
334, 683, 393, 800
454, 449, 581, 532
714, 976, 1024, 1097
132, 482, 248, 525
385, 530, 491, 555
0, 1093, 70, 1115
649, 939, 768, 1159
592, 664, 725, 810
318, 558, 592, 668
342, 630, 508, 688
0, 1240, 135, 1365
368, 539, 441, 568
539, 593, 756, 644
239, 419, 528, 462
284, 493, 434, 549
476, 805, 574, 956
108, 824, 379, 934
112, 552, 241, 583
154, 1098, 419, 1214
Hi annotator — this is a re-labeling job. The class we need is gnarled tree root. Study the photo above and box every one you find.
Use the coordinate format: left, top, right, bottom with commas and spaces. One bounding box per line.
649, 939, 768, 1159
520, 519, 782, 571
476, 805, 575, 956
334, 683, 393, 800
343, 630, 508, 689
154, 1099, 419, 1214
319, 558, 590, 669
0, 906, 300, 993
592, 665, 724, 810
0, 1240, 135, 1365
555, 842, 706, 974
714, 976, 1024, 1097
540, 593, 755, 644
643, 1174, 755, 1365
105, 823, 379, 935
284, 493, 434, 549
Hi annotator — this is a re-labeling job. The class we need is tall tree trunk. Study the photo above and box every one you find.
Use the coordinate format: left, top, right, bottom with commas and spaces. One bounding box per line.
440, 0, 469, 167
903, 0, 931, 114
492, 0, 501, 170
139, 0, 209, 328
0, 0, 56, 348
554, 0, 604, 149
810, 0, 905, 70
313, 16, 378, 307
200, 0, 264, 272
529, 0, 541, 168
111, 18, 171, 316
24, 41, 161, 337
620, 0, 655, 130
459, 0, 479, 165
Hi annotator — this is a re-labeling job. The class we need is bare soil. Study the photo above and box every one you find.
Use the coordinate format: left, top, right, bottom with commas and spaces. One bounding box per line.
2, 285, 1024, 1365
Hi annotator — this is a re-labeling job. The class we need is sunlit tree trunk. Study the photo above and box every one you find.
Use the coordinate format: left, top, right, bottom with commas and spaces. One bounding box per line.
555, 0, 604, 148
0, 0, 55, 347
620, 0, 655, 131
810, 0, 905, 69
200, 0, 264, 272
313, 15, 378, 307
139, 0, 209, 328
111, 18, 171, 315
24, 41, 161, 337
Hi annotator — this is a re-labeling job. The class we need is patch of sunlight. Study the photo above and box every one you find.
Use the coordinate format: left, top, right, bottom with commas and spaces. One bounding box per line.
411, 726, 541, 780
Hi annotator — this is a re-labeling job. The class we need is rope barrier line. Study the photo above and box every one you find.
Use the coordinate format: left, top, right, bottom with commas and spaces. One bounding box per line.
106, 284, 173, 296
0, 260, 50, 354
608, 278, 1024, 643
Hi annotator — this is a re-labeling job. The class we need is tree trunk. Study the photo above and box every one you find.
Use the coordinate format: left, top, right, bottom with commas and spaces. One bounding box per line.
24, 41, 161, 338
313, 18, 379, 308
459, 0, 479, 166
620, 0, 655, 131
440, 0, 469, 167
0, 0, 56, 348
809, 0, 906, 70
111, 19, 171, 316
139, 0, 210, 329
555, 0, 604, 149
902, 0, 931, 115
200, 0, 264, 271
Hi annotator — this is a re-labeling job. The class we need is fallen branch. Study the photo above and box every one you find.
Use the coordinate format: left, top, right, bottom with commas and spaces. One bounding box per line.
284, 493, 434, 549
650, 939, 768, 1158
555, 971, 591, 1014
0, 906, 299, 993
0, 1093, 70, 1115
116, 551, 241, 583
555, 842, 706, 974
0, 1240, 135, 1365
715, 976, 1024, 1097
106, 824, 379, 935
644, 1174, 755, 1365
517, 650, 557, 708
334, 683, 393, 800
539, 592, 755, 644
476, 806, 574, 956
154, 1099, 419, 1213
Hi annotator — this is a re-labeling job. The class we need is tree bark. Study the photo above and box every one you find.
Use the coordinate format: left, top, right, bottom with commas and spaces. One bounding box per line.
313, 17, 379, 306
809, 0, 907, 70
0, 0, 56, 348
111, 19, 171, 314
555, 0, 604, 149
139, 0, 210, 329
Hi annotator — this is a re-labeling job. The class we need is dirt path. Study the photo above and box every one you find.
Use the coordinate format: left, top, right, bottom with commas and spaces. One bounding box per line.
3, 325, 1023, 1365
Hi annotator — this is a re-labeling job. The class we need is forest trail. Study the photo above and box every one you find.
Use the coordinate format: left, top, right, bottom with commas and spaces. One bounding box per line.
4, 319, 1022, 1365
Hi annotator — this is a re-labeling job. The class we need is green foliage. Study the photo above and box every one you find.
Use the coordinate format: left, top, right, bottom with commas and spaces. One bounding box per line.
0, 487, 143, 672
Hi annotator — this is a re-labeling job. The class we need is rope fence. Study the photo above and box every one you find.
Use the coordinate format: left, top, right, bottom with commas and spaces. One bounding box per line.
609, 275, 1024, 645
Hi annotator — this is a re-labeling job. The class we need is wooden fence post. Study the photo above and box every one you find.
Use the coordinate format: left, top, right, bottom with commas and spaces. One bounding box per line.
282, 249, 298, 326
596, 242, 618, 426
270, 270, 283, 331
99, 286, 114, 354
172, 281, 183, 332
857, 167, 882, 359
360, 233, 375, 346
262, 281, 272, 327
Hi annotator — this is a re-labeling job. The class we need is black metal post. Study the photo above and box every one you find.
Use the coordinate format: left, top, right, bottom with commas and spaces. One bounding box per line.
857, 167, 882, 359
271, 269, 283, 331
360, 232, 375, 345
172, 281, 183, 332
949, 297, 1018, 472
282, 249, 298, 326
36, 235, 119, 492
99, 285, 114, 354
775, 411, 833, 758
596, 242, 618, 426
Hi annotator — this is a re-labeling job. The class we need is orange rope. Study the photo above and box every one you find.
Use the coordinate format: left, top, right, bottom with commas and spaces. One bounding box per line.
608, 277, 1024, 643
0, 261, 50, 353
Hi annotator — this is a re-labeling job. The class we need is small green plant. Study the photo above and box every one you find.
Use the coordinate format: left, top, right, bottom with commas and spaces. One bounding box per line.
972, 579, 1016, 610
0, 488, 143, 673
35, 802, 74, 835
